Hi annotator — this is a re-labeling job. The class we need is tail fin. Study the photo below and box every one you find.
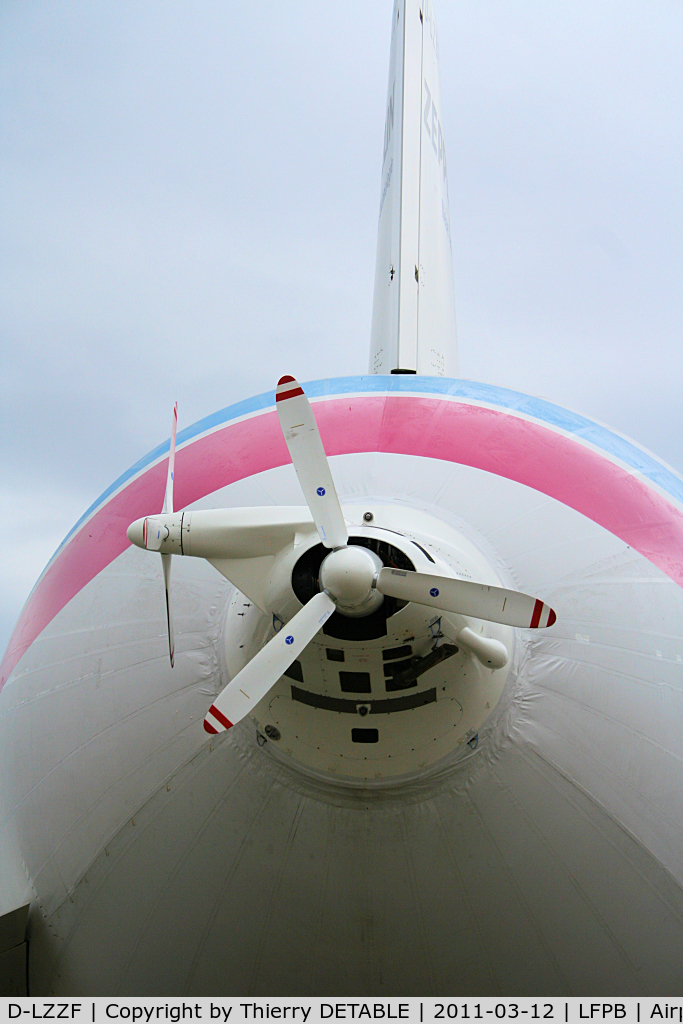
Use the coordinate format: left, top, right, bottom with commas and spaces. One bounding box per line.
369, 0, 458, 377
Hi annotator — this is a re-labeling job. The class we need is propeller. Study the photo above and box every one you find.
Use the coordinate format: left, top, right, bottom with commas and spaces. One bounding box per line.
203, 376, 557, 735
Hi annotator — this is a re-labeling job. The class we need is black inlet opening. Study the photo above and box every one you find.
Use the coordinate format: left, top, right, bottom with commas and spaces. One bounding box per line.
383, 645, 413, 661
352, 728, 379, 743
339, 671, 371, 693
283, 660, 303, 682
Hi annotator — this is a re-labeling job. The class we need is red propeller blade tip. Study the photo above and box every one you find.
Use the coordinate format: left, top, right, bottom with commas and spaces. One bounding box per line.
206, 703, 233, 731
276, 376, 305, 402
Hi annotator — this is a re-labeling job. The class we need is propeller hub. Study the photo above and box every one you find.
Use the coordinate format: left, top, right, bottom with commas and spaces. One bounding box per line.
319, 546, 384, 618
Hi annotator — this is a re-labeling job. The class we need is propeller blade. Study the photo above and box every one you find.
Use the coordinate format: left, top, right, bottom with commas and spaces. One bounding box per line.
376, 568, 557, 628
276, 376, 347, 549
204, 590, 335, 734
162, 402, 178, 514
161, 403, 178, 665
161, 552, 175, 667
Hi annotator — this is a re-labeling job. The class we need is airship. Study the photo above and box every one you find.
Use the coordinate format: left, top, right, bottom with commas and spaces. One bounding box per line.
1, 0, 682, 997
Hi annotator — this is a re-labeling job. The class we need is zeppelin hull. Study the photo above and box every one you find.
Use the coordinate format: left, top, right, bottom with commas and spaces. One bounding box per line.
2, 378, 683, 994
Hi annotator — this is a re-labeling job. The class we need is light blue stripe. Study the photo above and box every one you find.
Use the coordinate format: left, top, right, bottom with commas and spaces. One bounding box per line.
54, 376, 683, 557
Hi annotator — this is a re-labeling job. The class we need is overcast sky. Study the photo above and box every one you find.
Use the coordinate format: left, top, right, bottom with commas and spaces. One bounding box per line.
1, 0, 681, 657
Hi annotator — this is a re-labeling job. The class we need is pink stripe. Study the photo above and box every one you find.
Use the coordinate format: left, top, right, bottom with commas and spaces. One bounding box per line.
3, 394, 683, 690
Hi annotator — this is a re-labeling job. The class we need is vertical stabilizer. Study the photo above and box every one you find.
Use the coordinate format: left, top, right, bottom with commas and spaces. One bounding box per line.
369, 0, 458, 377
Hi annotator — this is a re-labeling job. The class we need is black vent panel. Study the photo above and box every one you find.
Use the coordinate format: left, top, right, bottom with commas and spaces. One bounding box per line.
352, 728, 379, 743
339, 671, 371, 693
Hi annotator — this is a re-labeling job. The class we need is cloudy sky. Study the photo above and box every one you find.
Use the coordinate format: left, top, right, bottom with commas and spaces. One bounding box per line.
1, 0, 681, 656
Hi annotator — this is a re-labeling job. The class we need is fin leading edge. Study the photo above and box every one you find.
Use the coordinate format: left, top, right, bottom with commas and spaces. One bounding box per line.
369, 0, 458, 378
